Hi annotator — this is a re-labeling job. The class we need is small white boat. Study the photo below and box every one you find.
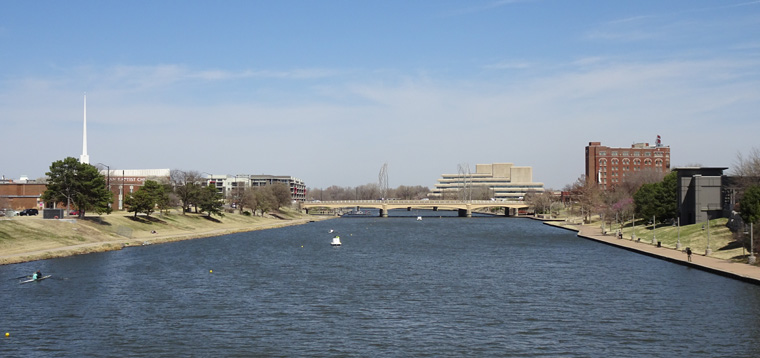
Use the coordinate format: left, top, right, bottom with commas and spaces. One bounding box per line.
331, 235, 341, 246
416, 216, 422, 221
20, 275, 51, 284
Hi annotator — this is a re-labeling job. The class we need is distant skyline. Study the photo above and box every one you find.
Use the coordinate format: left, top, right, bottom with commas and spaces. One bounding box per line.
2, 1, 759, 189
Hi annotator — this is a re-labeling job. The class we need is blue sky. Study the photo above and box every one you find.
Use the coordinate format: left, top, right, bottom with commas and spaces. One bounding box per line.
2, 0, 759, 189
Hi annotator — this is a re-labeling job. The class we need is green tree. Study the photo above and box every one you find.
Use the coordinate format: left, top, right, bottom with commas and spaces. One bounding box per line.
125, 187, 156, 217
157, 182, 173, 215
124, 180, 166, 217
740, 185, 760, 224
740, 185, 760, 256
633, 171, 678, 223
42, 157, 112, 218
657, 171, 678, 220
198, 184, 224, 217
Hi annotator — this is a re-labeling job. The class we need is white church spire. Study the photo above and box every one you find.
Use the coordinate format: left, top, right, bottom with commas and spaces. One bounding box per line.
79, 93, 90, 164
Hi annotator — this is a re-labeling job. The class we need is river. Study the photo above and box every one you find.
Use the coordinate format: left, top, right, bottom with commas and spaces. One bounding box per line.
2, 212, 760, 357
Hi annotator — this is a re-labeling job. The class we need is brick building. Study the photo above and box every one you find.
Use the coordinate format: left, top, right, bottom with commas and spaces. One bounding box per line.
585, 136, 671, 190
0, 182, 46, 211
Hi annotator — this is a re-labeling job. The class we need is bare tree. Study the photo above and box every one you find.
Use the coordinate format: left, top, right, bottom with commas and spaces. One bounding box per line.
270, 183, 292, 209
732, 147, 760, 194
457, 163, 472, 201
356, 183, 381, 200
171, 169, 203, 214
567, 175, 602, 223
525, 189, 555, 215
616, 169, 666, 197
228, 184, 247, 214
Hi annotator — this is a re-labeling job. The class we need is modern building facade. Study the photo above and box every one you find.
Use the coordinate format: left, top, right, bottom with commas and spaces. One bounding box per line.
429, 163, 544, 200
674, 167, 728, 225
206, 174, 306, 201
585, 136, 671, 190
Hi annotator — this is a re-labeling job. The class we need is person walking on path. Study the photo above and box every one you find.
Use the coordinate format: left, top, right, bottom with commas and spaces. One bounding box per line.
686, 247, 692, 262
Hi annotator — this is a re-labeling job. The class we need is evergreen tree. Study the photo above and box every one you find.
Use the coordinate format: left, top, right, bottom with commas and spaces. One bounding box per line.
42, 157, 113, 217
740, 185, 760, 225
633, 171, 678, 223
124, 180, 165, 217
125, 188, 156, 217
198, 185, 224, 217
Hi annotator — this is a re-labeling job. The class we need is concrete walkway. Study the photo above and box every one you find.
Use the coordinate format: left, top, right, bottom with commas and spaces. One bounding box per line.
548, 222, 760, 285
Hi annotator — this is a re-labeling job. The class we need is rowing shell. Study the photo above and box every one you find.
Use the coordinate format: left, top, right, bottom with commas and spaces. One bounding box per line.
20, 275, 51, 284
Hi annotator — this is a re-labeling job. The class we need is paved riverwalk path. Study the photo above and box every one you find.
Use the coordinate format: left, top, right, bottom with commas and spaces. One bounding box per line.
547, 221, 760, 285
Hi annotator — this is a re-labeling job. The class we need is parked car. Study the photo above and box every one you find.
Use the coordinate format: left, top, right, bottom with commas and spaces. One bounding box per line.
19, 209, 39, 216
69, 210, 80, 215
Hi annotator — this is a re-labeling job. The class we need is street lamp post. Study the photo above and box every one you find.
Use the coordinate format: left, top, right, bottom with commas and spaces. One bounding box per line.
703, 219, 712, 256
631, 213, 636, 241
652, 215, 657, 245
750, 222, 756, 265
676, 217, 681, 250
97, 163, 111, 209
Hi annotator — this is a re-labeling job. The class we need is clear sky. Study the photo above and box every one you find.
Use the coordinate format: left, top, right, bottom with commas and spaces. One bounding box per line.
2, 1, 759, 190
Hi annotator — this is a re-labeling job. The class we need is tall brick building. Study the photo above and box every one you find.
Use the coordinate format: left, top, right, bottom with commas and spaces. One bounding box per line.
585, 136, 671, 190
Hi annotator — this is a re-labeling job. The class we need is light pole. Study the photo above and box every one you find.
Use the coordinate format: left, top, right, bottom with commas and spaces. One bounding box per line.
676, 217, 681, 250
652, 215, 657, 245
704, 218, 712, 256
750, 222, 756, 265
631, 213, 636, 241
97, 163, 111, 209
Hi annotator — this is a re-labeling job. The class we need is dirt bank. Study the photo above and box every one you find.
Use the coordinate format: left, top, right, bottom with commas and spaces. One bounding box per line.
0, 210, 334, 265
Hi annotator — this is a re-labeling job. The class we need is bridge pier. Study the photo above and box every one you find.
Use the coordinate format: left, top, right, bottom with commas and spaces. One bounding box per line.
381, 204, 388, 217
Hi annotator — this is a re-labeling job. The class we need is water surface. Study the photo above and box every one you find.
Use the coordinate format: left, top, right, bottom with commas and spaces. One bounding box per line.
2, 215, 759, 357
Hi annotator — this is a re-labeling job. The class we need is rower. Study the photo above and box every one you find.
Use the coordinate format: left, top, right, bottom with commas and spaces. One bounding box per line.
33, 270, 42, 280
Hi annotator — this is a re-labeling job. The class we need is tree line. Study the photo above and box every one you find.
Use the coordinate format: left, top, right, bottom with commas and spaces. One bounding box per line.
306, 184, 430, 201
40, 158, 295, 219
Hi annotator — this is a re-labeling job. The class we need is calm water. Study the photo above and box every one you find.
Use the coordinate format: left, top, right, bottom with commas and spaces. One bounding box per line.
2, 213, 760, 357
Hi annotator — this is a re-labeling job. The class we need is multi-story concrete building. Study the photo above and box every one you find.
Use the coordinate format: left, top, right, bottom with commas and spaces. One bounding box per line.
206, 174, 306, 201
585, 136, 671, 190
674, 167, 727, 225
429, 163, 544, 200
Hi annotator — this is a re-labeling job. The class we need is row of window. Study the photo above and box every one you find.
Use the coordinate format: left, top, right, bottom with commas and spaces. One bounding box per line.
599, 166, 666, 177
599, 158, 665, 166
598, 151, 667, 157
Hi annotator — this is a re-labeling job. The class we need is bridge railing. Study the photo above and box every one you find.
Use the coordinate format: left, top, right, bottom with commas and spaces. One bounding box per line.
301, 199, 526, 206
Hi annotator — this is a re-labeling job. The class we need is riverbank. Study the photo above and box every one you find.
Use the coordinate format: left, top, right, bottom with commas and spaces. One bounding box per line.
545, 220, 760, 285
0, 209, 335, 265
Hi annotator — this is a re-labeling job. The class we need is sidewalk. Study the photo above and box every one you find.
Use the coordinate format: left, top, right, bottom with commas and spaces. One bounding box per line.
547, 222, 760, 285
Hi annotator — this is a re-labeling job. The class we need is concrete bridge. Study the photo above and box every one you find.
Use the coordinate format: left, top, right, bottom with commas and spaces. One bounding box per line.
300, 199, 529, 217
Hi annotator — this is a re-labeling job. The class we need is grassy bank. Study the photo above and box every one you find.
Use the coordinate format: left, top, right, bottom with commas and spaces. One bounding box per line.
0, 209, 333, 265
551, 215, 748, 262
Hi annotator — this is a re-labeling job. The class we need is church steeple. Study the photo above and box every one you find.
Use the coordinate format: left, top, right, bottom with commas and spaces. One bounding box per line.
79, 93, 90, 164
